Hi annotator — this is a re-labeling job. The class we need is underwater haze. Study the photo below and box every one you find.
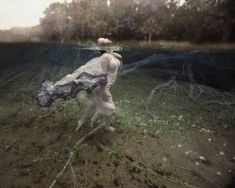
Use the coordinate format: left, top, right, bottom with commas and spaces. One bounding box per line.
0, 0, 235, 188
0, 41, 235, 188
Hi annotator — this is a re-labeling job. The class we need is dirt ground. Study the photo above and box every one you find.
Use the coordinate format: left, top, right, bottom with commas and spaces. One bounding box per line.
0, 69, 235, 188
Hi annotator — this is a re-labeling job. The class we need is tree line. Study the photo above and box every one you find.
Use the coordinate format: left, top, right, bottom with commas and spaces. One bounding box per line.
39, 0, 235, 43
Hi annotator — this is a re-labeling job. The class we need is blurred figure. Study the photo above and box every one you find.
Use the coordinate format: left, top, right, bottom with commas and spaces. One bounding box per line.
76, 38, 122, 132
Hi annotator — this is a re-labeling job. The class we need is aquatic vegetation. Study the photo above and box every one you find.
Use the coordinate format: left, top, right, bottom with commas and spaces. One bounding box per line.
0, 43, 234, 188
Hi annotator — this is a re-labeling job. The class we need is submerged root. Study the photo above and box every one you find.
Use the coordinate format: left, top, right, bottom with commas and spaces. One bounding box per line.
148, 76, 235, 106
69, 161, 76, 188
122, 57, 235, 105
148, 81, 235, 106
204, 100, 235, 106
147, 78, 178, 104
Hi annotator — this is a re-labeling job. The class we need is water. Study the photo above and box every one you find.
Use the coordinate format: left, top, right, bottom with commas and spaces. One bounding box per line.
0, 42, 234, 187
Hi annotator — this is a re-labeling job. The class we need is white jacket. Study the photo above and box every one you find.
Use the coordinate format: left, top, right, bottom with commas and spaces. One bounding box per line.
54, 52, 122, 89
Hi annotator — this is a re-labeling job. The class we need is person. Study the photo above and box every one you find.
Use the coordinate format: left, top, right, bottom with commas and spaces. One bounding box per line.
76, 38, 122, 132
37, 38, 122, 131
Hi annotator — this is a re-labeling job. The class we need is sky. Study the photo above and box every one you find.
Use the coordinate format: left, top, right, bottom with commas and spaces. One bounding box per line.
0, 0, 72, 29
0, 0, 185, 30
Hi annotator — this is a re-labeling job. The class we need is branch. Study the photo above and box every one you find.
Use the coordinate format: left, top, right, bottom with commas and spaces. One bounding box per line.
69, 161, 76, 188
147, 80, 174, 103
48, 125, 104, 188
204, 100, 235, 106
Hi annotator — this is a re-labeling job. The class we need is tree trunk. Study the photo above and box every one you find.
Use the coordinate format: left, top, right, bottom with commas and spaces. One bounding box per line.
148, 32, 152, 43
81, 21, 85, 39
221, 21, 232, 42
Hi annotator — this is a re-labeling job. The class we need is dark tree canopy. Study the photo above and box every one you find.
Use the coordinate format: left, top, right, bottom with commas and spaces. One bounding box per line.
39, 0, 235, 43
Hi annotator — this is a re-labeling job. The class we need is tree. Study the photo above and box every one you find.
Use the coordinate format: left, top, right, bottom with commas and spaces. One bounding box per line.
40, 2, 69, 40
37, 0, 235, 42
219, 0, 235, 42
140, 16, 158, 43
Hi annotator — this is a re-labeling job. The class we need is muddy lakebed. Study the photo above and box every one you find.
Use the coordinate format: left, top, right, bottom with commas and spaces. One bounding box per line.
0, 42, 235, 188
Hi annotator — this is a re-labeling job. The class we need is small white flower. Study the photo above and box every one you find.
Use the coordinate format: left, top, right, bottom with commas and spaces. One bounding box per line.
185, 151, 192, 155
200, 128, 210, 133
199, 156, 206, 161
216, 171, 222, 176
219, 151, 225, 156
208, 138, 212, 142
224, 124, 229, 129
125, 100, 130, 104
178, 115, 183, 121
162, 157, 167, 162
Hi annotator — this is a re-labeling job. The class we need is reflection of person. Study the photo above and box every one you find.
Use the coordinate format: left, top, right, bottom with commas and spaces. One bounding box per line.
76, 38, 122, 132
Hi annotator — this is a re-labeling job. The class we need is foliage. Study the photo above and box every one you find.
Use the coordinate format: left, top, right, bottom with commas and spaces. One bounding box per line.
139, 16, 158, 43
39, 0, 235, 43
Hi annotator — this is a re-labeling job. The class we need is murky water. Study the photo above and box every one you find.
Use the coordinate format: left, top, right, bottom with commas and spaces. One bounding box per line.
0, 43, 235, 188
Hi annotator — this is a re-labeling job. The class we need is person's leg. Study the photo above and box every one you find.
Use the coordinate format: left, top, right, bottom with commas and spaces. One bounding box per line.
104, 113, 116, 132
102, 86, 117, 131
90, 111, 99, 128
104, 87, 113, 103
76, 101, 95, 131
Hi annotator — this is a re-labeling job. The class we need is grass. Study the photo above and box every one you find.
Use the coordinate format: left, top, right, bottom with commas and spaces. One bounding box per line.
0, 106, 17, 126
112, 70, 235, 138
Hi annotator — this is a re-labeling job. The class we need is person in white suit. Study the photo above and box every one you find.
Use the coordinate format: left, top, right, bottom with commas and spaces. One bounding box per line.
76, 50, 121, 131
75, 38, 122, 131
37, 38, 122, 131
